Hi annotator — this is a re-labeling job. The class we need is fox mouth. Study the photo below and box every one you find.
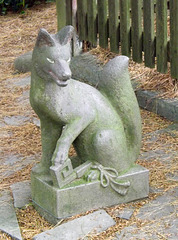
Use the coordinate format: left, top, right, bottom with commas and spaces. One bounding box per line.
49, 71, 70, 87
54, 78, 68, 87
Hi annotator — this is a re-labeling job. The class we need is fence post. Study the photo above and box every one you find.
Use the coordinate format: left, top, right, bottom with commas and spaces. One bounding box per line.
98, 0, 108, 49
143, 0, 155, 68
77, 0, 87, 41
156, 0, 168, 73
87, 0, 97, 46
120, 0, 131, 57
108, 0, 119, 53
56, 0, 67, 31
131, 0, 142, 63
170, 0, 178, 79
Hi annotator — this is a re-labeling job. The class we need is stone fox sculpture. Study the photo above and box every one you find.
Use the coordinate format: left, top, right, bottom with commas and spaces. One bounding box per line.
30, 26, 141, 177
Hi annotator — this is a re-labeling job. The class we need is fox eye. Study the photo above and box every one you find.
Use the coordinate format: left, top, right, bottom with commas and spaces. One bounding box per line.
47, 58, 55, 64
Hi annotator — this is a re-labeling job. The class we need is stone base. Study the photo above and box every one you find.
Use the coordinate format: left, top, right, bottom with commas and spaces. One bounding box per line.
31, 165, 149, 223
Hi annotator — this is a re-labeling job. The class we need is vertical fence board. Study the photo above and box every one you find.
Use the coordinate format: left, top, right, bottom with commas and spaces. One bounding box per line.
131, 0, 142, 63
98, 0, 108, 49
120, 0, 131, 56
56, 0, 66, 31
66, 0, 72, 25
143, 0, 155, 68
77, 0, 87, 40
170, 0, 178, 79
87, 0, 97, 46
108, 0, 119, 53
156, 0, 168, 73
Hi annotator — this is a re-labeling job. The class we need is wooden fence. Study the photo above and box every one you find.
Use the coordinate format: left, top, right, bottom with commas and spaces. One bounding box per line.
56, 0, 178, 79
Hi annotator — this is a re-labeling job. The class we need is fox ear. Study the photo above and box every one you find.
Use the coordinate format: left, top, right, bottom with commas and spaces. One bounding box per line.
56, 25, 75, 45
36, 28, 55, 47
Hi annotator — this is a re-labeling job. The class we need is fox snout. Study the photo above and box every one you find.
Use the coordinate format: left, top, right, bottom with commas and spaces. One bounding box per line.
47, 59, 72, 87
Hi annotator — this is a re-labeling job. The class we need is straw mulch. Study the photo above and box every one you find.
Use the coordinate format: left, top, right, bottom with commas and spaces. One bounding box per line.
0, 2, 177, 240
90, 48, 178, 99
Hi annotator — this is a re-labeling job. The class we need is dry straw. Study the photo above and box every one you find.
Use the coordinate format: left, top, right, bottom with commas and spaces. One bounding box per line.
0, 2, 177, 239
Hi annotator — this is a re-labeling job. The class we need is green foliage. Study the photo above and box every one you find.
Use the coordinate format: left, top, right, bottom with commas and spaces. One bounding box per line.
0, 0, 53, 15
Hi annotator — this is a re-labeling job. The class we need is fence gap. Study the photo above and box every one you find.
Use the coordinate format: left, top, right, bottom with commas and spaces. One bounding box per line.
87, 0, 97, 46
156, 0, 168, 73
98, 0, 108, 49
108, 0, 119, 53
143, 0, 155, 68
131, 0, 143, 63
120, 0, 131, 57
170, 0, 178, 79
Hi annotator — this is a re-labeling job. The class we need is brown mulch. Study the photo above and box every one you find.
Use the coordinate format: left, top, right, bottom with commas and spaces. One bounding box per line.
0, 2, 177, 240
90, 47, 178, 99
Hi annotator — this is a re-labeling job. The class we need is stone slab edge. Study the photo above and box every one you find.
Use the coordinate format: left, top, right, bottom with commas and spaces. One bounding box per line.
33, 210, 115, 240
135, 89, 178, 122
0, 191, 22, 240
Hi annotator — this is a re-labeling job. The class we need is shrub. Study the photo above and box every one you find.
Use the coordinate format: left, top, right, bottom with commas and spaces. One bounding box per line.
0, 0, 40, 14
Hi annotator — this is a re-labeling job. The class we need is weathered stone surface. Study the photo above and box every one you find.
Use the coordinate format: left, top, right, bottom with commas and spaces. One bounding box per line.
116, 188, 178, 240
137, 187, 177, 221
116, 208, 134, 220
10, 181, 31, 208
32, 117, 40, 127
4, 115, 30, 126
33, 210, 115, 240
0, 191, 22, 240
135, 89, 178, 122
14, 51, 32, 73
0, 154, 39, 178
31, 165, 149, 221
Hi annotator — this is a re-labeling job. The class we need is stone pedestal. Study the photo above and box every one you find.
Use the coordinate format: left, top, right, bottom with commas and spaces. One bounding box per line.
31, 165, 149, 223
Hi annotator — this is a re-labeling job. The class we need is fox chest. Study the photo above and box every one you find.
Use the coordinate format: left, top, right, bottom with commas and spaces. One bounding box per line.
30, 84, 76, 123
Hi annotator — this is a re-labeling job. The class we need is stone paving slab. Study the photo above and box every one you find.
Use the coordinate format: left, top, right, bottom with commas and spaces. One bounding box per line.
10, 181, 31, 208
0, 190, 22, 240
137, 187, 177, 221
33, 210, 115, 240
3, 115, 30, 126
0, 154, 39, 179
115, 188, 178, 240
116, 208, 134, 220
135, 89, 178, 122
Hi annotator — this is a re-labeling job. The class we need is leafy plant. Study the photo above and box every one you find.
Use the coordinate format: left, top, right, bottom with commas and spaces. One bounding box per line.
0, 0, 44, 15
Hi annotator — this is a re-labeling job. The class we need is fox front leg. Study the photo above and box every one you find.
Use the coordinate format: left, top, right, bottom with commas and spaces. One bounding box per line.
51, 116, 94, 169
32, 118, 62, 174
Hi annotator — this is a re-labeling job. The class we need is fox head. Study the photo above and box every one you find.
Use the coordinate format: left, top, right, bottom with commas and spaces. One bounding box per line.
32, 26, 75, 87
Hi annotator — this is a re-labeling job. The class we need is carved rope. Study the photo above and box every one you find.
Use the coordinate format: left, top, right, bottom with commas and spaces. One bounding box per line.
92, 164, 130, 196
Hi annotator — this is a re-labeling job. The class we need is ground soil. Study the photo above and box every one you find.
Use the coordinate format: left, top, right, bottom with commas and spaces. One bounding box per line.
0, 2, 177, 240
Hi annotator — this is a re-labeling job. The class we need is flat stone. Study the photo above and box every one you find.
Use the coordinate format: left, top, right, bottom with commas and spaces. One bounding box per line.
116, 217, 178, 240
31, 165, 149, 222
135, 89, 178, 122
1, 154, 39, 178
0, 190, 22, 240
10, 181, 31, 208
137, 187, 177, 221
4, 115, 30, 126
32, 117, 40, 127
117, 208, 134, 220
33, 210, 115, 240
16, 90, 30, 106
115, 225, 159, 240
13, 76, 31, 87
